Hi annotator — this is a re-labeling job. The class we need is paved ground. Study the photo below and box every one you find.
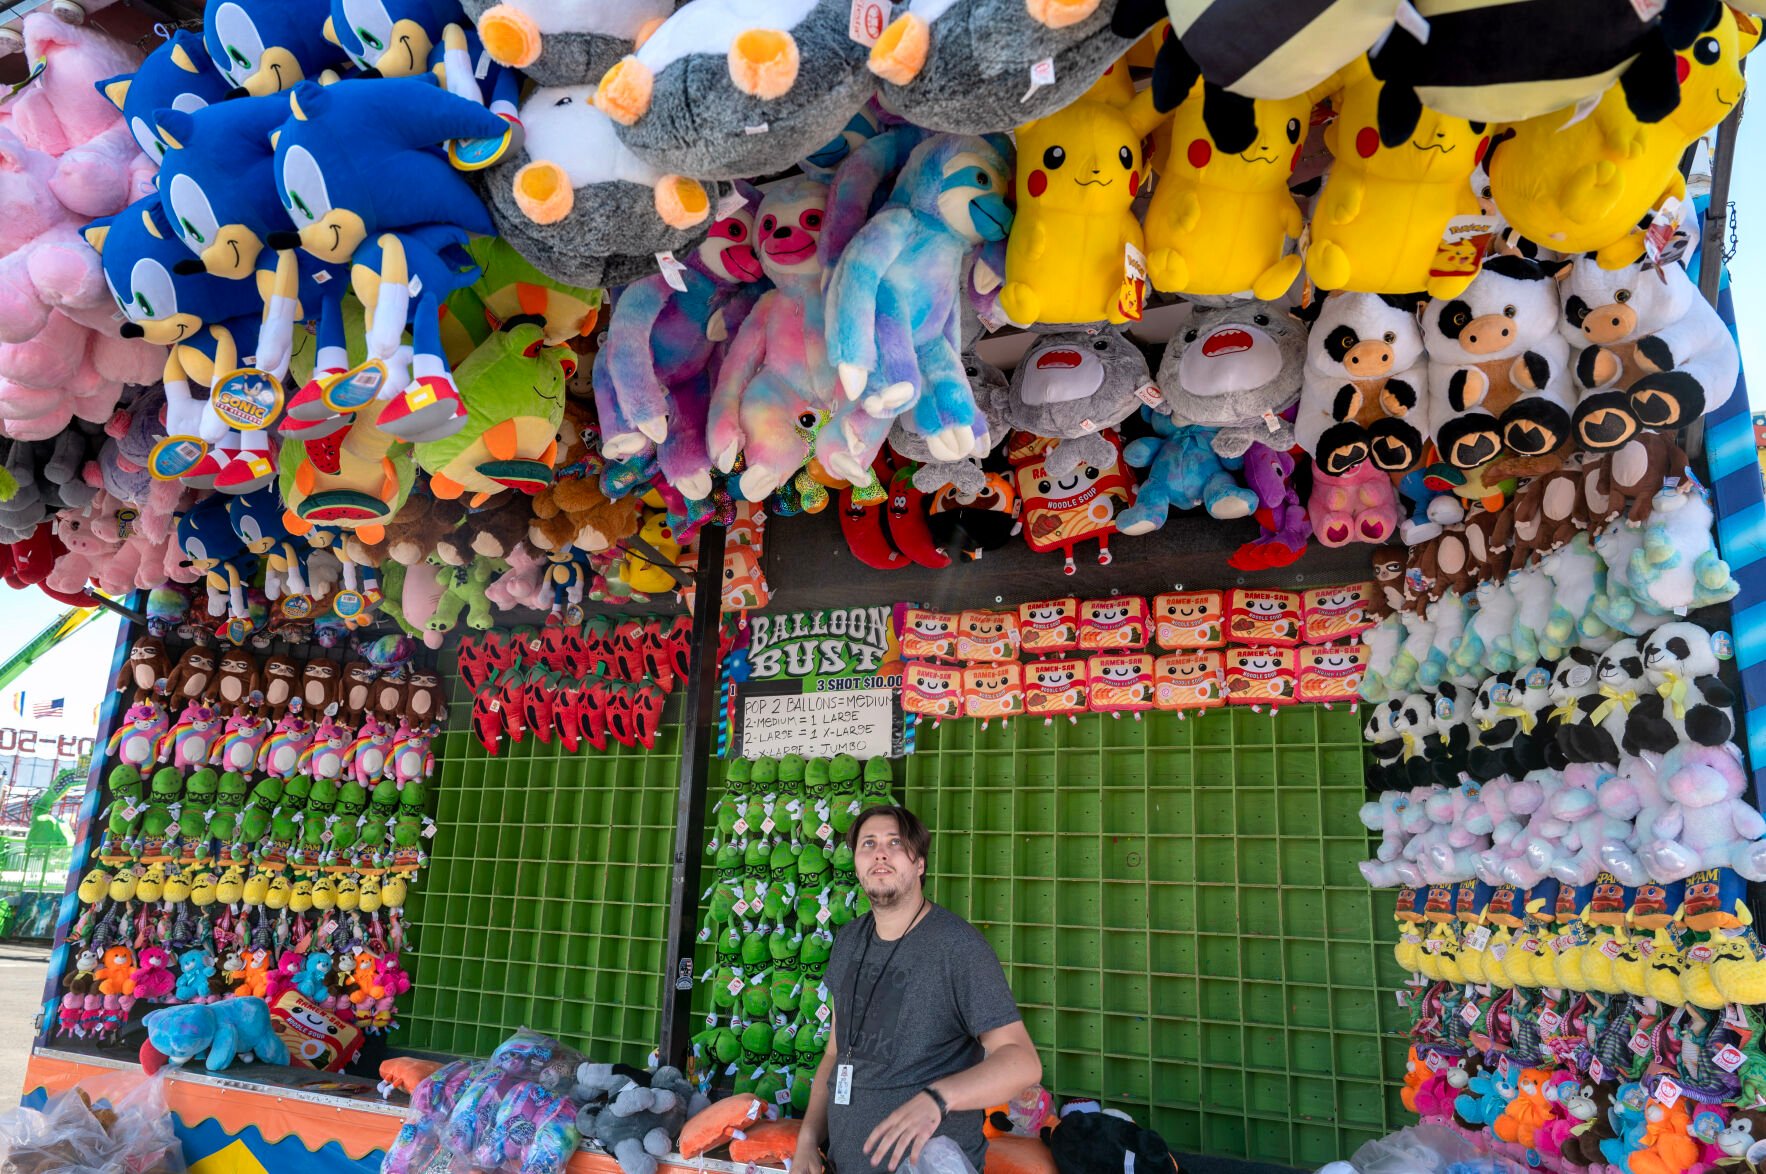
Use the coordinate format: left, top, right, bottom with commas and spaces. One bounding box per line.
0, 944, 50, 1102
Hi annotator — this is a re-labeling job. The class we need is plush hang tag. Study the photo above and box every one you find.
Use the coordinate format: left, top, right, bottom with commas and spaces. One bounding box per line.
962, 662, 1024, 722
1086, 653, 1155, 715
956, 610, 1021, 663
1302, 583, 1378, 643
1154, 652, 1226, 712
656, 251, 689, 292
1018, 599, 1080, 656
1152, 592, 1225, 650
1025, 660, 1089, 720
1295, 644, 1368, 703
1020, 57, 1056, 103
901, 609, 959, 660
1226, 589, 1302, 646
1224, 647, 1298, 707
1078, 597, 1149, 651
902, 662, 965, 720
848, 0, 885, 45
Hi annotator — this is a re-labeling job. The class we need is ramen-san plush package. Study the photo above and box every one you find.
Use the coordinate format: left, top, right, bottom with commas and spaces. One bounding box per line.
962, 662, 1024, 725
1086, 653, 1155, 717
900, 609, 959, 661
1302, 583, 1379, 643
1226, 589, 1303, 646
1224, 647, 1299, 707
1018, 599, 1079, 656
1154, 652, 1227, 712
956, 610, 1021, 662
1024, 659, 1089, 723
1152, 591, 1226, 650
270, 989, 364, 1071
903, 662, 964, 721
1008, 431, 1135, 574
1078, 596, 1149, 651
1296, 644, 1369, 703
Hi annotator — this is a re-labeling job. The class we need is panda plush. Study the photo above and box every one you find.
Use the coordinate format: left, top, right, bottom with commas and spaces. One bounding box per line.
1365, 697, 1407, 791
1625, 621, 1735, 755
1393, 692, 1437, 789
1467, 671, 1520, 782
1546, 648, 1602, 766
1420, 682, 1474, 786
1562, 638, 1645, 766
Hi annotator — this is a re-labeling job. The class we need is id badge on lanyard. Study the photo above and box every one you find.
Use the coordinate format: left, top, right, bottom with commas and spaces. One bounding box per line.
835, 1063, 854, 1105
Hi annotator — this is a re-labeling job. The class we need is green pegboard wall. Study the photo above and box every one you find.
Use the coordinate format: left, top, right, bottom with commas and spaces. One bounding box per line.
404, 651, 1402, 1167
396, 649, 684, 1062
892, 705, 1408, 1168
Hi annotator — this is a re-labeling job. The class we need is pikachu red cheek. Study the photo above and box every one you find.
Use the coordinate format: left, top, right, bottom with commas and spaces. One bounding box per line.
1027, 170, 1048, 197
1187, 140, 1210, 168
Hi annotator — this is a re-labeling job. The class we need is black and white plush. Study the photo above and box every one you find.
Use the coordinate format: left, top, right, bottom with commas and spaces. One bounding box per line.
1546, 647, 1602, 766
1563, 638, 1645, 765
1393, 692, 1437, 789
1625, 621, 1736, 755
1365, 697, 1407, 791
1467, 669, 1557, 782
1420, 681, 1474, 786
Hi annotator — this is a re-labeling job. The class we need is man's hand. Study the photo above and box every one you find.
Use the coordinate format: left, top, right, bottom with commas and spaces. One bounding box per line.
864, 1091, 943, 1172
793, 1134, 826, 1174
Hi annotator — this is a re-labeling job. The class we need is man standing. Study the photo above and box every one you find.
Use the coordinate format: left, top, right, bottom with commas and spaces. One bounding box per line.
794, 805, 1043, 1173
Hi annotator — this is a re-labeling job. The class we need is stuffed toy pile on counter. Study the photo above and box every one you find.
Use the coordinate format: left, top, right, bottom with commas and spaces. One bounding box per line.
60, 619, 441, 1070
0, 0, 1750, 623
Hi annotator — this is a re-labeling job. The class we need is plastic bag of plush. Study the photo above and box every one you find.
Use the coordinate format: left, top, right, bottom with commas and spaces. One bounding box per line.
1316, 1124, 1485, 1174
901, 1136, 981, 1174
0, 1076, 185, 1174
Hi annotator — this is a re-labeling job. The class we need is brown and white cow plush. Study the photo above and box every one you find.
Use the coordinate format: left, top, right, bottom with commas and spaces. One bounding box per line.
1296, 291, 1431, 475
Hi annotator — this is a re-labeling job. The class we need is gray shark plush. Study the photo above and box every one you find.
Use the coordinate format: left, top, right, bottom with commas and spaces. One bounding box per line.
481, 84, 720, 289
594, 0, 875, 180
1157, 299, 1305, 457
868, 0, 1141, 134
1004, 329, 1155, 478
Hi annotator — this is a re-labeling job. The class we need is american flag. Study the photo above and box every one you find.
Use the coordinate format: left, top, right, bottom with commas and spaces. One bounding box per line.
32, 698, 63, 719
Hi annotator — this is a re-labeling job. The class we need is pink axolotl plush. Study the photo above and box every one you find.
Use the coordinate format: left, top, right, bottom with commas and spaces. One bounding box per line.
299, 713, 352, 781
346, 715, 392, 786
161, 699, 222, 768
260, 711, 316, 779
106, 697, 169, 767
213, 712, 271, 774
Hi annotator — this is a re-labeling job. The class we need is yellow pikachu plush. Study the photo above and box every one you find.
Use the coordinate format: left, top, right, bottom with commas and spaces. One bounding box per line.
1489, 5, 1758, 269
1305, 56, 1490, 299
1000, 89, 1165, 327
1144, 74, 1311, 300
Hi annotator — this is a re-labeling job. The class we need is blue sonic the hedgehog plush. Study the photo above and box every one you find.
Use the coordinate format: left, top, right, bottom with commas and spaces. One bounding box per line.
272, 76, 508, 444
83, 197, 278, 493
324, 0, 522, 142
205, 0, 345, 98
154, 96, 349, 410
96, 29, 232, 167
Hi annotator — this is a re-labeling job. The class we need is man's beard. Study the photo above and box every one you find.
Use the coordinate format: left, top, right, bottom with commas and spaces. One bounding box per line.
861, 871, 919, 911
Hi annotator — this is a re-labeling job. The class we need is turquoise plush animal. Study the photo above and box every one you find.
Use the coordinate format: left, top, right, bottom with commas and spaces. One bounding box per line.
820, 134, 1014, 478
139, 996, 290, 1073
1115, 408, 1258, 535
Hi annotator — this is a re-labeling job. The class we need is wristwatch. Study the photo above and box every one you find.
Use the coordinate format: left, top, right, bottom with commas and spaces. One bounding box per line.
922, 1087, 949, 1119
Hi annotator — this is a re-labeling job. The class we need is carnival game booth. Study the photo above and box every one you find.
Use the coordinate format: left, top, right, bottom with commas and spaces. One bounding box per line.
2, 0, 1759, 1170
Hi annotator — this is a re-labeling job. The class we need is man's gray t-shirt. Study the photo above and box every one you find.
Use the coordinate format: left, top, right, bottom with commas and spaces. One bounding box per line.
822, 902, 1021, 1174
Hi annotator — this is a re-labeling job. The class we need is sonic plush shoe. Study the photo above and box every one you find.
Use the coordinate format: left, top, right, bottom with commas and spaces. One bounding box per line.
376, 376, 468, 443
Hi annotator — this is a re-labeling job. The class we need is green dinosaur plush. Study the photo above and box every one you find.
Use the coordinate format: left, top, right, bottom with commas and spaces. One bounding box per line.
380, 556, 500, 650
414, 320, 572, 504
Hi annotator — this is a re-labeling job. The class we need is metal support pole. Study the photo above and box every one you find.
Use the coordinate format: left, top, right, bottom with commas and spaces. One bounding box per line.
33, 596, 136, 1047
659, 523, 726, 1070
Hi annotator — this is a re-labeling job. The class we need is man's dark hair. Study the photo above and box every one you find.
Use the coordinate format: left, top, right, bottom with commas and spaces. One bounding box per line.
847, 804, 931, 869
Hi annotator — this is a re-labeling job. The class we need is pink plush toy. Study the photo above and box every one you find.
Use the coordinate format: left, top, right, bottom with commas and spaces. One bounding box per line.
1597, 753, 1670, 886
1308, 460, 1399, 548
1414, 1057, 1471, 1120
1533, 1071, 1587, 1164
130, 945, 177, 1002
1641, 742, 1766, 882
9, 13, 141, 158
1544, 763, 1635, 886
484, 542, 552, 613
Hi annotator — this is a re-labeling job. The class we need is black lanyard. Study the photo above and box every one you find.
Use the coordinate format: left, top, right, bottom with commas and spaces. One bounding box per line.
843, 897, 928, 1061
